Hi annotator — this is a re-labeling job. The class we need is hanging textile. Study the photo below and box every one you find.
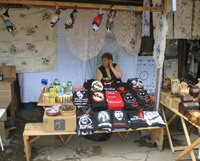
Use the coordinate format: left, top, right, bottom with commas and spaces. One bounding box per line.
152, 0, 173, 39
174, 0, 193, 39
65, 9, 106, 60
125, 15, 142, 55
192, 0, 200, 39
0, 8, 57, 73
142, 0, 150, 37
187, 41, 200, 79
114, 11, 135, 49
153, 14, 168, 69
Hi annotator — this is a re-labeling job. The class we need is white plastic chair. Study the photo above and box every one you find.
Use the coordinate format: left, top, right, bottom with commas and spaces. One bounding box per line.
0, 135, 4, 151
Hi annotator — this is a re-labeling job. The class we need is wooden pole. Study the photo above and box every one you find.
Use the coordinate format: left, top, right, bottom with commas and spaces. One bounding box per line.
0, 0, 162, 11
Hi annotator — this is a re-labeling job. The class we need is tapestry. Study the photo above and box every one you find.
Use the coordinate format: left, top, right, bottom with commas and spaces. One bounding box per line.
152, 0, 173, 39
192, 0, 200, 39
142, 0, 150, 37
125, 15, 142, 55
0, 8, 57, 73
153, 14, 168, 69
174, 0, 193, 39
136, 56, 157, 94
114, 11, 135, 49
164, 59, 178, 79
65, 9, 106, 60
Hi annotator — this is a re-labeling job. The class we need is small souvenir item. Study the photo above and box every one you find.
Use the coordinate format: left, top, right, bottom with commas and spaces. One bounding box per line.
106, 6, 116, 33
65, 6, 78, 31
50, 6, 63, 29
43, 92, 50, 103
162, 76, 172, 92
189, 85, 200, 98
0, 8, 16, 35
46, 105, 60, 116
171, 79, 180, 96
92, 8, 103, 32
41, 79, 48, 94
179, 82, 189, 96
67, 81, 73, 93
195, 78, 200, 90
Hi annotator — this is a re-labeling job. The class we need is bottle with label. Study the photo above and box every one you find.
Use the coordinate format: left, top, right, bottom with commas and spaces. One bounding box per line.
67, 81, 73, 93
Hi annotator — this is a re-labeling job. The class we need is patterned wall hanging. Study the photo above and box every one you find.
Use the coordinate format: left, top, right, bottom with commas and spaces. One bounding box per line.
164, 59, 178, 79
174, 0, 193, 39
192, 0, 200, 39
152, 0, 173, 39
136, 56, 157, 94
125, 15, 142, 55
0, 8, 57, 73
153, 14, 168, 69
65, 9, 106, 60
114, 11, 135, 49
142, 0, 150, 37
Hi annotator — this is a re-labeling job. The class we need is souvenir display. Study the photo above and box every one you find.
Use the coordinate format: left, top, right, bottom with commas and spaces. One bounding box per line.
179, 82, 190, 96
189, 85, 200, 98
171, 79, 180, 97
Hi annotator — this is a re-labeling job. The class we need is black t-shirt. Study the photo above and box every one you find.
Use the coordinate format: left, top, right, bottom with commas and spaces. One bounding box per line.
134, 89, 153, 108
73, 91, 89, 108
128, 111, 149, 129
121, 92, 139, 111
111, 110, 130, 129
77, 114, 95, 135
91, 110, 112, 132
89, 91, 108, 111
101, 78, 117, 92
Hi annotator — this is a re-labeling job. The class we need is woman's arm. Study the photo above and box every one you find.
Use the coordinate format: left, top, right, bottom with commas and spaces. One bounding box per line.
109, 60, 122, 79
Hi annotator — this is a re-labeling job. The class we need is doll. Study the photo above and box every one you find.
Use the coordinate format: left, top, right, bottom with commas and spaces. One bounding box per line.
0, 8, 16, 35
92, 8, 103, 32
65, 6, 78, 31
106, 6, 116, 33
50, 6, 63, 29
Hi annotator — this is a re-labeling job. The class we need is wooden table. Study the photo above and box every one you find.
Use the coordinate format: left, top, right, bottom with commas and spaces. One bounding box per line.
23, 122, 164, 161
0, 78, 16, 117
37, 94, 73, 110
160, 91, 200, 161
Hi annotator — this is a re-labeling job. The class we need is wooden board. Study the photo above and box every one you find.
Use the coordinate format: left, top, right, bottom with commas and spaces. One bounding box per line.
23, 123, 164, 136
0, 66, 16, 80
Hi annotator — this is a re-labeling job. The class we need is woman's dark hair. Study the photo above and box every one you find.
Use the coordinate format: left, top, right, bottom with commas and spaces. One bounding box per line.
101, 53, 113, 60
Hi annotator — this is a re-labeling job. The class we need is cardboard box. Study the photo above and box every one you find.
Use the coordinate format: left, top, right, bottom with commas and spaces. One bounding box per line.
43, 112, 76, 132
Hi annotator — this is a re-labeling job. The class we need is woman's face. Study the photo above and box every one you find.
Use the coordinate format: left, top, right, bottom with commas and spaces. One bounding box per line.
102, 58, 109, 68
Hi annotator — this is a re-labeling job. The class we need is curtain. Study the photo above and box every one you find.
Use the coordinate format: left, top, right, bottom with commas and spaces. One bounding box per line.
0, 8, 57, 73
65, 9, 106, 60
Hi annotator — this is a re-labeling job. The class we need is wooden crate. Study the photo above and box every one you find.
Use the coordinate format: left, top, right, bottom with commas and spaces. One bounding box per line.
0, 66, 16, 80
160, 91, 174, 108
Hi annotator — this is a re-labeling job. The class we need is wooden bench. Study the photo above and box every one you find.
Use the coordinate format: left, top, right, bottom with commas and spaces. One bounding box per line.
23, 123, 164, 161
0, 82, 12, 141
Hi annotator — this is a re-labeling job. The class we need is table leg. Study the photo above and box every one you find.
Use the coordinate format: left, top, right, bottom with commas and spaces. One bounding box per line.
42, 106, 45, 110
23, 135, 31, 161
161, 105, 175, 153
150, 127, 164, 152
179, 117, 196, 161
10, 83, 15, 117
176, 137, 200, 161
